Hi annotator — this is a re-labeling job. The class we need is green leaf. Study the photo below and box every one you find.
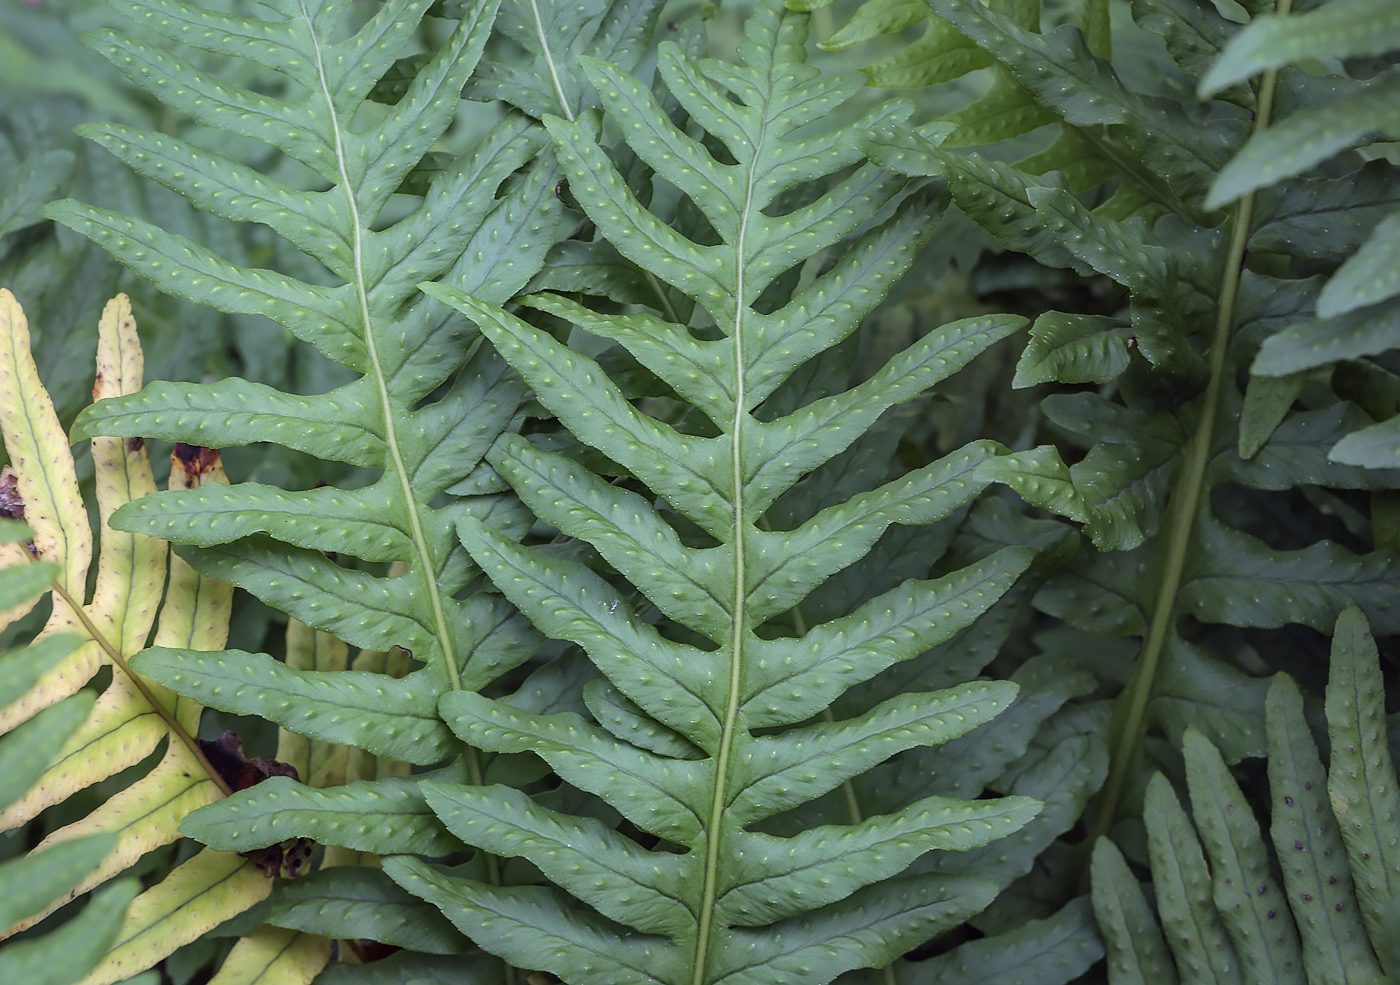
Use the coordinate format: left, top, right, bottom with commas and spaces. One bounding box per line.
1239, 371, 1306, 460
385, 857, 681, 985
1325, 607, 1400, 950
1266, 673, 1386, 985
1206, 75, 1400, 208
1184, 729, 1306, 985
1092, 837, 1179, 985
71, 378, 387, 466
1181, 518, 1400, 633
0, 832, 115, 931
711, 874, 999, 984
182, 774, 464, 856
1200, 0, 1400, 95
909, 896, 1104, 985
0, 149, 74, 240
729, 683, 1022, 824
0, 877, 138, 985
129, 648, 455, 765
717, 793, 1038, 925
1252, 161, 1400, 259
438, 691, 710, 845
1330, 418, 1400, 469
743, 547, 1035, 728
421, 781, 691, 937
1143, 773, 1239, 985
1252, 301, 1400, 377
1318, 211, 1400, 317
265, 866, 470, 955
0, 692, 94, 816
1013, 312, 1134, 388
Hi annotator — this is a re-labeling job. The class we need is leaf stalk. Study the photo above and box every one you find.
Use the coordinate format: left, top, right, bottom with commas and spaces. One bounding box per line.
47, 579, 233, 798
1091, 1, 1289, 842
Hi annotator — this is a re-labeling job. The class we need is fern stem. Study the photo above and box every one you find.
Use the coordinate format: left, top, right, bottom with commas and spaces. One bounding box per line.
694, 148, 762, 985
644, 269, 681, 324
1091, 10, 1287, 841
301, 8, 513, 975
530, 0, 575, 122
299, 1, 462, 694
47, 579, 233, 798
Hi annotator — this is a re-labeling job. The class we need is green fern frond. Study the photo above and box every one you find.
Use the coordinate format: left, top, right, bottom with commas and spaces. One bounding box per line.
373, 3, 1087, 981
54, 4, 567, 926
463, 0, 667, 120
1092, 607, 1395, 985
1203, 1, 1400, 468
870, 2, 1400, 862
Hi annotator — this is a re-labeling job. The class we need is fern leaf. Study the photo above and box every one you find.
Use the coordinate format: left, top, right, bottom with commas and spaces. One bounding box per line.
1251, 162, 1400, 259
1329, 419, 1400, 470
1318, 212, 1400, 317
131, 647, 453, 765
206, 926, 330, 985
1184, 729, 1306, 985
462, 0, 666, 120
262, 865, 470, 954
910, 895, 1103, 984
78, 849, 273, 985
1199, 0, 1400, 95
1092, 837, 1180, 985
385, 862, 680, 985
0, 292, 265, 985
1266, 673, 1385, 985
393, 3, 1080, 980
181, 773, 465, 857
1181, 517, 1400, 632
0, 292, 89, 642
1325, 606, 1400, 950
56, 1, 563, 750
0, 878, 135, 985
1014, 313, 1134, 387
1206, 75, 1400, 209
1142, 773, 1239, 985
0, 537, 131, 985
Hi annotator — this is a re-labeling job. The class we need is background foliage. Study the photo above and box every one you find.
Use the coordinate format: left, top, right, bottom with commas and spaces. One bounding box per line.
2, 0, 1398, 982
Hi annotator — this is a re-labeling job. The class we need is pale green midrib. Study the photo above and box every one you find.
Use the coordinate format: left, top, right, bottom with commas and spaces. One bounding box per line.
302, 5, 461, 695
304, 23, 515, 985
692, 112, 766, 985
1091, 0, 1290, 845
529, 0, 574, 122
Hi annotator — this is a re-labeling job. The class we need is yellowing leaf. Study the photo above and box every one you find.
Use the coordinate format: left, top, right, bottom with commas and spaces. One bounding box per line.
208, 926, 332, 985
76, 849, 273, 985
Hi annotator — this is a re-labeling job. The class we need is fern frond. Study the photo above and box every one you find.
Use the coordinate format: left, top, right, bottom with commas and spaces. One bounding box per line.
870, 4, 1400, 865
0, 291, 269, 984
376, 3, 1085, 981
1203, 2, 1400, 468
1092, 609, 1395, 985
0, 522, 137, 985
58, 0, 558, 690
462, 0, 667, 120
53, 11, 569, 952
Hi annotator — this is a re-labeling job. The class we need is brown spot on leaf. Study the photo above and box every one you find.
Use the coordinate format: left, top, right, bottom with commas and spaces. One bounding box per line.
0, 466, 24, 521
92, 371, 104, 401
174, 443, 221, 478
126, 436, 145, 453
199, 729, 299, 790
198, 730, 314, 877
